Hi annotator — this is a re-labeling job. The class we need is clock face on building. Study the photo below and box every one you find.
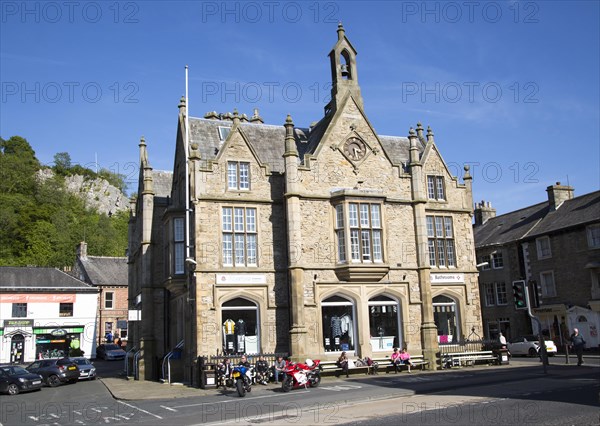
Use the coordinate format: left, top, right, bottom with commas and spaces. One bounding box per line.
343, 137, 366, 161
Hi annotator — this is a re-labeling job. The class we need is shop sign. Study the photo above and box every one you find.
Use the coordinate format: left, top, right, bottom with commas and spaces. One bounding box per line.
430, 273, 465, 284
0, 294, 75, 303
4, 319, 34, 328
532, 304, 567, 315
128, 310, 141, 321
216, 274, 267, 285
50, 329, 67, 337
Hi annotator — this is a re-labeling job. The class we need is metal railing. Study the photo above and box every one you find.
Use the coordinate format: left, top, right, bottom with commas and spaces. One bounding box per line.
161, 340, 184, 384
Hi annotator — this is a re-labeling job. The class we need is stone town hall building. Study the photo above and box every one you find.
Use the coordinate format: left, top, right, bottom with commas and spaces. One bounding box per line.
128, 25, 481, 382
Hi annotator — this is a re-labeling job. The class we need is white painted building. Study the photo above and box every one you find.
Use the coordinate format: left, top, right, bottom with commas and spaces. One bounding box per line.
0, 267, 99, 363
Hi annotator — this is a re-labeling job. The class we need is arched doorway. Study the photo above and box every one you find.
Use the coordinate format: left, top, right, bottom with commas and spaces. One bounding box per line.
221, 297, 259, 355
433, 295, 459, 343
368, 295, 401, 352
321, 295, 356, 352
10, 334, 25, 364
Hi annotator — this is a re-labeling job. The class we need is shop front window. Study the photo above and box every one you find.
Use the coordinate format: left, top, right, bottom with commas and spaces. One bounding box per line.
221, 298, 259, 355
433, 295, 459, 343
368, 295, 400, 352
322, 295, 355, 352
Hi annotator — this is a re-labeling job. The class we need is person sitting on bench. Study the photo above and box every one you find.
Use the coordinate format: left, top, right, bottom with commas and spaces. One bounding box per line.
399, 348, 413, 373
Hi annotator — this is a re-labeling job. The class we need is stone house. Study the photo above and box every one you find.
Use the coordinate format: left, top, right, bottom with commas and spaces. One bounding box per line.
474, 184, 600, 349
72, 241, 129, 348
128, 25, 481, 382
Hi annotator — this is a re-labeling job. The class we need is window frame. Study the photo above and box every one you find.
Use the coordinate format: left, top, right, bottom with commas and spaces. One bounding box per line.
227, 161, 250, 191
484, 283, 495, 307
539, 271, 557, 297
222, 206, 258, 267
587, 224, 600, 249
491, 252, 504, 269
536, 236, 552, 259
59, 302, 74, 317
495, 282, 508, 305
334, 201, 383, 264
173, 217, 185, 275
427, 175, 446, 201
104, 291, 114, 309
427, 215, 456, 268
12, 303, 27, 318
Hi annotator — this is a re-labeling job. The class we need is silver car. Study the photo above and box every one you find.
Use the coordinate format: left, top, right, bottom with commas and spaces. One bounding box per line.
70, 357, 96, 380
96, 344, 126, 361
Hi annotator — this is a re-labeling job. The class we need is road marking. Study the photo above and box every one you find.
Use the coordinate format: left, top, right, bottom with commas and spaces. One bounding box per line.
172, 390, 310, 409
118, 401, 163, 419
320, 384, 363, 391
160, 405, 178, 412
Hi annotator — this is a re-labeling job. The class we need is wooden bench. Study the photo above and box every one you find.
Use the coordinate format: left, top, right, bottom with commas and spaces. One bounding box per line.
375, 355, 429, 373
441, 351, 497, 368
320, 355, 429, 377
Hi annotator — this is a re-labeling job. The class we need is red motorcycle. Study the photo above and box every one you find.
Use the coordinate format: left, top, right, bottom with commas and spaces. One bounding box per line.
281, 359, 321, 392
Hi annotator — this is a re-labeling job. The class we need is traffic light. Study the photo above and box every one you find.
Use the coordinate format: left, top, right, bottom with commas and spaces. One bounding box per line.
528, 279, 542, 308
512, 281, 527, 309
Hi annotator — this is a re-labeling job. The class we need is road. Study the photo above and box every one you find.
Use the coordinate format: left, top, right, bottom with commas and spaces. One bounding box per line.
1, 357, 598, 425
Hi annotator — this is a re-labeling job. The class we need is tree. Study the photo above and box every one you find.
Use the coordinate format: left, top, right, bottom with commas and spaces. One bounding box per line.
53, 152, 72, 176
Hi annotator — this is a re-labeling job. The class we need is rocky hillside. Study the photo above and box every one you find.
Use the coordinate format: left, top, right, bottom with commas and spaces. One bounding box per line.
37, 169, 130, 216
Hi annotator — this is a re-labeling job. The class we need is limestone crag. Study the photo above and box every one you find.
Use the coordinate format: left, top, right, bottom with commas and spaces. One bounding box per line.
37, 169, 129, 216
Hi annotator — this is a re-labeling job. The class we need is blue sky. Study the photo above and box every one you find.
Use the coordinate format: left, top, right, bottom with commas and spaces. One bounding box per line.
1, 1, 599, 214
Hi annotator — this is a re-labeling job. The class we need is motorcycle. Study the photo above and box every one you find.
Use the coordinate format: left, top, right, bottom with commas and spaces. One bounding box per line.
281, 359, 321, 392
231, 365, 254, 397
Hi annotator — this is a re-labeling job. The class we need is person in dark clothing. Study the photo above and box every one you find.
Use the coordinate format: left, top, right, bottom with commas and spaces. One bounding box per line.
337, 351, 349, 378
254, 356, 269, 385
570, 328, 586, 366
238, 354, 251, 368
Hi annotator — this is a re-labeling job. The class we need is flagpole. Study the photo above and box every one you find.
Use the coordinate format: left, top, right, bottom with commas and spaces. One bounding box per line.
185, 65, 191, 262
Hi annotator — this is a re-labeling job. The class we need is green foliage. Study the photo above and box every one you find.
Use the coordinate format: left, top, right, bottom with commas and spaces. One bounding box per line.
0, 136, 130, 268
51, 152, 128, 193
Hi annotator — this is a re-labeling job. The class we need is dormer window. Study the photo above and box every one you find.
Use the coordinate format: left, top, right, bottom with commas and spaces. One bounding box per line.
218, 126, 231, 141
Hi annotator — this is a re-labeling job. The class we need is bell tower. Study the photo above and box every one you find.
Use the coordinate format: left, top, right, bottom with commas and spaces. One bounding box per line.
327, 23, 364, 114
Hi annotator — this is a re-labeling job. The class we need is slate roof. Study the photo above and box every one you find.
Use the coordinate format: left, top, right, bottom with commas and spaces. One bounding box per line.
0, 267, 96, 292
78, 256, 128, 287
189, 116, 417, 172
474, 190, 600, 248
527, 190, 600, 238
152, 170, 173, 198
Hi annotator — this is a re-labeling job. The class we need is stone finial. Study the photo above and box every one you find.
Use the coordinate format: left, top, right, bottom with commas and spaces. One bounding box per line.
337, 22, 345, 40
250, 108, 264, 124
426, 126, 435, 143
463, 164, 472, 180
139, 136, 148, 165
178, 96, 186, 115
204, 111, 219, 120
408, 127, 416, 137
416, 122, 425, 143
190, 142, 201, 160
284, 114, 297, 156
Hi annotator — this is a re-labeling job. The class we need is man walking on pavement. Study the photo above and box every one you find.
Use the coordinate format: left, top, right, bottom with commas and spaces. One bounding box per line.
570, 328, 586, 366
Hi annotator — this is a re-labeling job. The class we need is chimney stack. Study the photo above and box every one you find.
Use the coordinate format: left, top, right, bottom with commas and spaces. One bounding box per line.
77, 241, 88, 260
474, 201, 496, 226
546, 182, 574, 211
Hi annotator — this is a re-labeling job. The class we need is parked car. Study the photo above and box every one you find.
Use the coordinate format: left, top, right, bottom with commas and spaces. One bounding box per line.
0, 365, 43, 395
70, 357, 96, 380
96, 344, 126, 360
25, 358, 79, 387
507, 335, 558, 357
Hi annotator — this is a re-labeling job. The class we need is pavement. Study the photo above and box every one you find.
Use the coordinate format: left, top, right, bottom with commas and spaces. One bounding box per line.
98, 353, 600, 401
